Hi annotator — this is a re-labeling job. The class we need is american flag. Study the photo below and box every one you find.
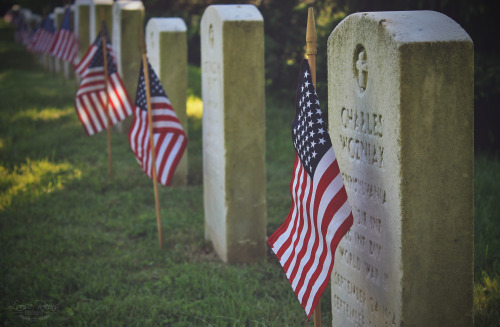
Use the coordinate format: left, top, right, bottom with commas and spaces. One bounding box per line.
267, 59, 353, 318
74, 29, 132, 135
50, 8, 78, 64
74, 23, 115, 78
31, 17, 56, 54
129, 61, 187, 186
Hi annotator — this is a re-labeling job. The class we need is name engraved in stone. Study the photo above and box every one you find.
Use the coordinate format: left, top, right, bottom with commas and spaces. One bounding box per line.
341, 173, 387, 205
339, 135, 384, 168
341, 107, 383, 137
339, 107, 384, 168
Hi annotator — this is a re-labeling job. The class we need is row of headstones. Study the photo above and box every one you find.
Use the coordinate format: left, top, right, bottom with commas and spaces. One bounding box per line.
47, 2, 476, 325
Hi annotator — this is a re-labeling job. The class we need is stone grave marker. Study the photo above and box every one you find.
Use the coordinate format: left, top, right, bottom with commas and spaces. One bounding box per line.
89, 0, 113, 44
75, 0, 91, 60
200, 5, 266, 263
53, 7, 64, 74
146, 18, 188, 186
328, 11, 473, 327
112, 0, 143, 97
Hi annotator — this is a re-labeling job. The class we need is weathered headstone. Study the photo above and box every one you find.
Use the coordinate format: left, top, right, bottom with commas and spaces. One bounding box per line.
328, 11, 473, 327
146, 18, 188, 186
200, 5, 266, 263
75, 0, 91, 60
53, 7, 65, 74
112, 0, 143, 96
89, 0, 113, 44
63, 5, 76, 80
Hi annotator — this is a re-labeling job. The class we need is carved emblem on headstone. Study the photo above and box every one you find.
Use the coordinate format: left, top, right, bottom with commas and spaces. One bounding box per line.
209, 24, 214, 48
354, 46, 368, 91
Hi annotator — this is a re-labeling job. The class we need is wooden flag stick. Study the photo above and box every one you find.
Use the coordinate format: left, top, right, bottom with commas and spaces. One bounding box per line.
306, 7, 317, 88
141, 38, 163, 250
101, 12, 113, 178
307, 8, 320, 327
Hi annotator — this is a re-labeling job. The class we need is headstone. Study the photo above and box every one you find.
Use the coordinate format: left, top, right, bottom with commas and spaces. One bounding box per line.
75, 0, 91, 60
200, 5, 266, 263
112, 1, 143, 99
328, 11, 473, 327
53, 7, 65, 74
89, 0, 113, 45
46, 13, 56, 74
62, 5, 76, 80
146, 18, 188, 186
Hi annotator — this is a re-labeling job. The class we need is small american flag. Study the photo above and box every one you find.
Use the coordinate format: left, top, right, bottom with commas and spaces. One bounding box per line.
129, 61, 187, 186
50, 8, 78, 64
267, 59, 353, 319
74, 29, 132, 135
74, 23, 115, 78
31, 17, 56, 54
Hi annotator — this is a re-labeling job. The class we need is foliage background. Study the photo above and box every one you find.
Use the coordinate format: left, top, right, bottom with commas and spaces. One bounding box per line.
2, 0, 499, 153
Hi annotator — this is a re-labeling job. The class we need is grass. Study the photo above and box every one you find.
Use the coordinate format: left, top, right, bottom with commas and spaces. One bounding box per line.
0, 21, 316, 326
0, 20, 499, 326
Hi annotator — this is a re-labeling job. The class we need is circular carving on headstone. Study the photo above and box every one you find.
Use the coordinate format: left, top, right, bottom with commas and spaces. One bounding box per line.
209, 24, 214, 49
353, 45, 368, 92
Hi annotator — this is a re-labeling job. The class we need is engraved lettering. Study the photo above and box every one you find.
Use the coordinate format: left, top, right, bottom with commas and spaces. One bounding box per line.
341, 172, 387, 205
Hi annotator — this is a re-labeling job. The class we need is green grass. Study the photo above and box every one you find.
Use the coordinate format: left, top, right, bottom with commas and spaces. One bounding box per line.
0, 22, 317, 326
1, 20, 499, 326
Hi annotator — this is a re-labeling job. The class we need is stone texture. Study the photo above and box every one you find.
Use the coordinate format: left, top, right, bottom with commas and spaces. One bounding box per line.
201, 5, 266, 263
75, 0, 91, 60
328, 11, 473, 327
53, 7, 65, 74
89, 0, 113, 44
113, 0, 143, 98
146, 18, 188, 186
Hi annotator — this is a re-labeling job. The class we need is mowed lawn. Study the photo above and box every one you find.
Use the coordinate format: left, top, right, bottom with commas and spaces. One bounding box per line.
1, 20, 499, 326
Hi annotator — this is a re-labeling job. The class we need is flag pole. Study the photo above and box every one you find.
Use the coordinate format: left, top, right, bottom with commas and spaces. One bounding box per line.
306, 7, 321, 327
101, 10, 113, 178
141, 35, 164, 250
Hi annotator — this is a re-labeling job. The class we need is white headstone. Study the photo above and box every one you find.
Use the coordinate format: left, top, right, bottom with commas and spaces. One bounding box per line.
75, 0, 92, 60
146, 18, 188, 186
89, 0, 113, 44
328, 11, 473, 327
112, 0, 143, 97
201, 5, 266, 263
53, 7, 65, 74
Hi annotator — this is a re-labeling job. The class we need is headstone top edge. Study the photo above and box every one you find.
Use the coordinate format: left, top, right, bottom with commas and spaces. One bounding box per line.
75, 0, 92, 5
147, 17, 187, 32
114, 0, 144, 10
90, 0, 114, 5
334, 10, 472, 44
202, 4, 263, 22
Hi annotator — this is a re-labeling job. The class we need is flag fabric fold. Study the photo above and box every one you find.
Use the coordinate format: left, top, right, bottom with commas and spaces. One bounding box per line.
129, 61, 187, 186
50, 8, 78, 64
74, 26, 132, 135
267, 59, 353, 319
